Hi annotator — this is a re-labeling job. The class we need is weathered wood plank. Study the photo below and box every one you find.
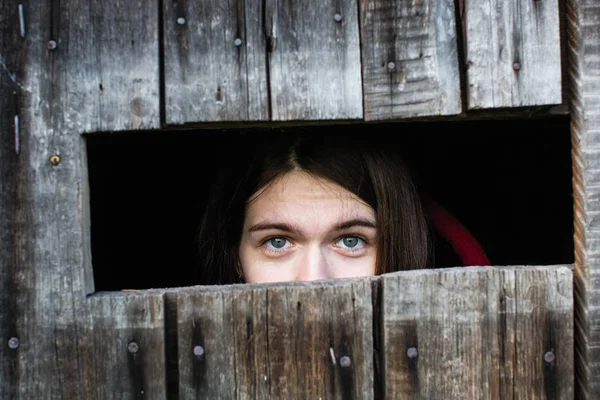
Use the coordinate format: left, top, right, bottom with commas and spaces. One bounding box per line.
465, 0, 562, 109
567, 0, 600, 397
174, 278, 374, 399
163, 0, 269, 124
0, 1, 160, 398
87, 293, 166, 399
381, 266, 573, 399
267, 0, 363, 120
360, 0, 462, 120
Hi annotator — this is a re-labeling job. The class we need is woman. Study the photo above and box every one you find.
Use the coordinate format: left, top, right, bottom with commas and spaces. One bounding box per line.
196, 131, 431, 285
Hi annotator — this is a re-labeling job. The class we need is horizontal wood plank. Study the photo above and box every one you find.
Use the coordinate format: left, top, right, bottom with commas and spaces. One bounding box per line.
381, 266, 573, 399
465, 0, 562, 109
360, 0, 462, 119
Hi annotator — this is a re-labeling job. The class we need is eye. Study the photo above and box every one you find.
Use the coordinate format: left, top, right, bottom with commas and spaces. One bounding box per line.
265, 237, 291, 250
336, 236, 365, 250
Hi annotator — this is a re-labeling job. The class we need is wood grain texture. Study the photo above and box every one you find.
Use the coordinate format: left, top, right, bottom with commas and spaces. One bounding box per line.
360, 0, 462, 120
163, 0, 269, 124
0, 1, 160, 398
267, 0, 363, 121
381, 266, 573, 399
567, 0, 600, 397
173, 278, 374, 399
465, 0, 562, 109
87, 292, 166, 399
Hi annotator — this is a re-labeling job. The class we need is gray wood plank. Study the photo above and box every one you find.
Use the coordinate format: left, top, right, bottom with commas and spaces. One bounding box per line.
174, 278, 374, 399
0, 1, 160, 398
87, 293, 166, 399
381, 266, 573, 399
163, 0, 269, 124
567, 0, 600, 397
360, 0, 462, 120
267, 0, 363, 120
465, 0, 562, 109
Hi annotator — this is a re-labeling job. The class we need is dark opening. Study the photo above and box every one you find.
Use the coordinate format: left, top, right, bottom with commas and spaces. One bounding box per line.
86, 117, 574, 291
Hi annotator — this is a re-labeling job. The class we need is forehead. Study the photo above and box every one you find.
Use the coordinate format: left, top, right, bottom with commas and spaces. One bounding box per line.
245, 171, 374, 224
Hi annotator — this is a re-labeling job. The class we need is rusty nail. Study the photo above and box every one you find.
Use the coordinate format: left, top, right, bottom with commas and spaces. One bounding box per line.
50, 155, 60, 166
512, 62, 521, 71
8, 337, 19, 349
334, 14, 342, 22
407, 347, 418, 359
387, 62, 396, 71
177, 17, 186, 25
128, 341, 139, 354
234, 38, 243, 47
47, 40, 57, 50
544, 350, 555, 363
340, 356, 351, 368
193, 345, 204, 356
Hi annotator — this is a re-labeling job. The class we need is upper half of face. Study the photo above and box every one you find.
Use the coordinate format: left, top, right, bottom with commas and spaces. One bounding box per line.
238, 170, 377, 283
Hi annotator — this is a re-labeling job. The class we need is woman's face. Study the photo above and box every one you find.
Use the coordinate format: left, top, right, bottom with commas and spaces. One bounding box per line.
239, 171, 377, 283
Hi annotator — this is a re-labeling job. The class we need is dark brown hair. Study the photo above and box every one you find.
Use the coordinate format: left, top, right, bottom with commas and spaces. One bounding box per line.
196, 131, 429, 285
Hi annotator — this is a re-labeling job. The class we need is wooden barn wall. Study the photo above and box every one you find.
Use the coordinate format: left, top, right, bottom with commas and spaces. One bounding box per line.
0, 0, 576, 398
567, 0, 600, 398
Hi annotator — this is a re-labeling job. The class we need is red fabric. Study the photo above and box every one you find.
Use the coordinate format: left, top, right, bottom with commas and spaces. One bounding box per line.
422, 198, 491, 267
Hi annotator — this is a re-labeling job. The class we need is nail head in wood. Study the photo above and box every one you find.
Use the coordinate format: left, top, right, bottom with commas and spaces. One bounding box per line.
544, 350, 555, 363
387, 62, 396, 71
193, 345, 204, 356
334, 14, 342, 22
407, 347, 418, 359
50, 155, 60, 166
8, 337, 19, 349
177, 17, 186, 25
234, 38, 243, 47
128, 341, 139, 354
340, 356, 351, 367
512, 62, 521, 71
47, 40, 57, 50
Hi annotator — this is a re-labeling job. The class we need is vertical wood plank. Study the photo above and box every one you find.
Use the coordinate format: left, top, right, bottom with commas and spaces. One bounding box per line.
268, 0, 363, 121
175, 279, 374, 399
360, 0, 462, 120
567, 0, 600, 397
382, 266, 573, 399
465, 0, 562, 109
163, 0, 269, 124
0, 0, 161, 397
88, 293, 166, 399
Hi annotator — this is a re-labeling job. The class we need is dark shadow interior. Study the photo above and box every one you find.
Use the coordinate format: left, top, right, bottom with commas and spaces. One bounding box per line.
87, 117, 574, 291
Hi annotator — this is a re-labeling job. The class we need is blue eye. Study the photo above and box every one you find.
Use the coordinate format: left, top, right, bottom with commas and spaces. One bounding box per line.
337, 236, 364, 249
267, 237, 289, 249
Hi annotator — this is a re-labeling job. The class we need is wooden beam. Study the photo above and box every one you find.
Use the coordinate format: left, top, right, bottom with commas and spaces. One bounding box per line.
163, 0, 269, 124
172, 279, 374, 399
465, 0, 562, 109
567, 0, 600, 397
267, 0, 363, 121
360, 0, 462, 120
381, 266, 573, 399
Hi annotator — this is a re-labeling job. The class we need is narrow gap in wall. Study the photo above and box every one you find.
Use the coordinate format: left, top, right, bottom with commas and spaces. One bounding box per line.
86, 116, 574, 291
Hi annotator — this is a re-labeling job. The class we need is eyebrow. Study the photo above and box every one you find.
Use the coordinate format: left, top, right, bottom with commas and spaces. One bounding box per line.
247, 218, 376, 235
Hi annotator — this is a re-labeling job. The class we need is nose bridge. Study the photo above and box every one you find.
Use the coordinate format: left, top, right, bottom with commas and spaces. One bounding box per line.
296, 244, 329, 281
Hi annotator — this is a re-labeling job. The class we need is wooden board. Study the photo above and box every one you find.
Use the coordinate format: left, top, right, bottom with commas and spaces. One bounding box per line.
360, 0, 462, 120
172, 278, 374, 399
465, 0, 562, 109
267, 0, 363, 121
567, 0, 600, 397
381, 266, 573, 399
86, 293, 166, 399
0, 1, 160, 397
163, 0, 269, 124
